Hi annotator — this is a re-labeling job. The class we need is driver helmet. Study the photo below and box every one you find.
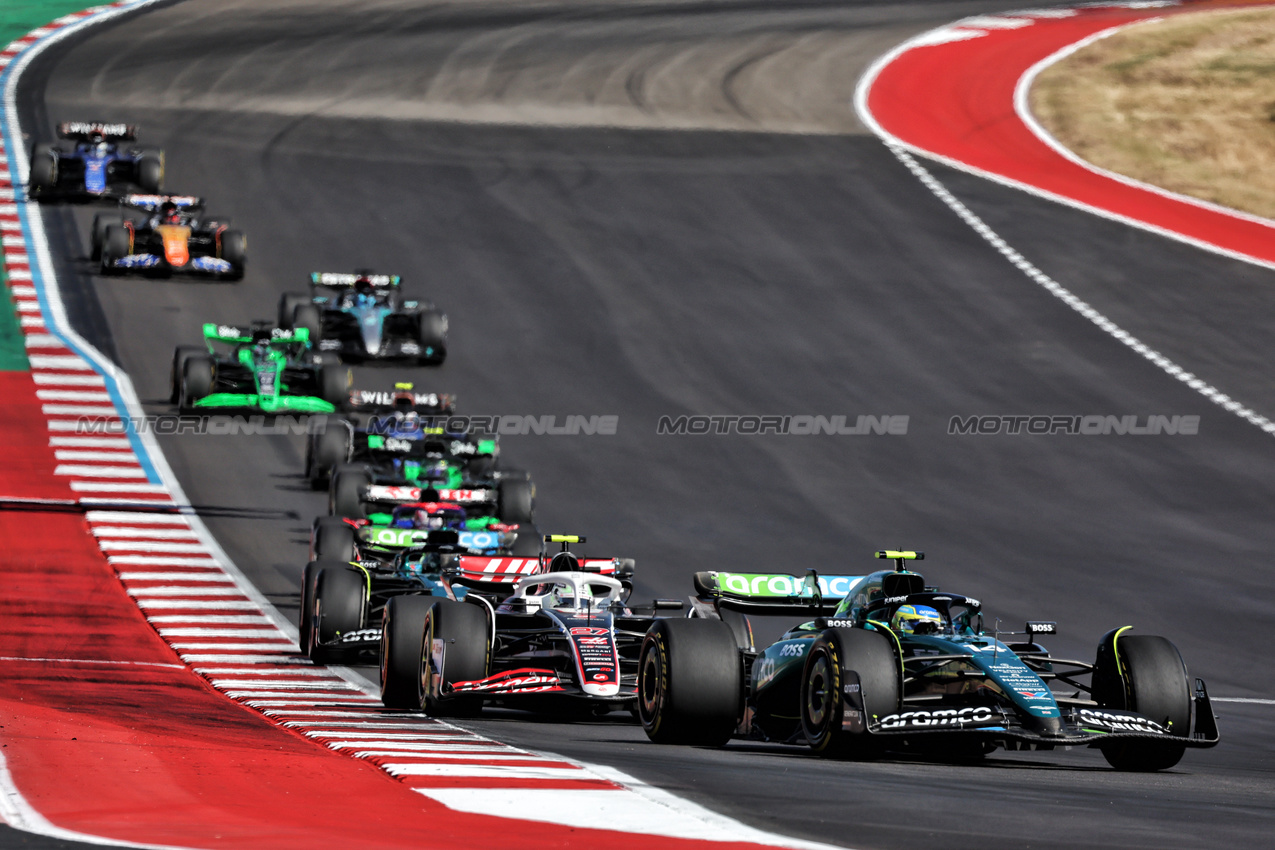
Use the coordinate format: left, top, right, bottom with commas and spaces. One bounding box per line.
892, 604, 943, 635
548, 580, 592, 610
160, 201, 181, 224
93, 141, 109, 156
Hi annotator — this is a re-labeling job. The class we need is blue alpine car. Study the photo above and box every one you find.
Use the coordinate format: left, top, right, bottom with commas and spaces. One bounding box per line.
28, 122, 163, 199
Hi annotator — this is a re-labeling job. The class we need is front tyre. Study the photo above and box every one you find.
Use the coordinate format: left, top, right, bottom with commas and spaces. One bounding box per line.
169, 345, 205, 405
638, 618, 741, 745
421, 600, 489, 717
329, 463, 371, 518
380, 595, 433, 709
29, 143, 56, 193
178, 356, 215, 412
801, 628, 900, 759
1093, 632, 1191, 771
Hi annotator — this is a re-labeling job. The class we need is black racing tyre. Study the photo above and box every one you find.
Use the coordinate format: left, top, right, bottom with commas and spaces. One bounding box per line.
319, 364, 349, 408
278, 292, 309, 329
510, 526, 542, 557
801, 628, 901, 759
638, 618, 741, 745
100, 225, 130, 275
169, 345, 205, 405
329, 463, 371, 518
497, 478, 534, 524
298, 559, 324, 654
178, 356, 214, 412
310, 565, 366, 664
136, 152, 163, 192
307, 417, 352, 488
380, 595, 433, 709
416, 310, 448, 365
29, 143, 56, 192
90, 214, 123, 262
312, 516, 357, 563
293, 303, 322, 343
1093, 632, 1191, 771
422, 599, 489, 717
220, 229, 246, 280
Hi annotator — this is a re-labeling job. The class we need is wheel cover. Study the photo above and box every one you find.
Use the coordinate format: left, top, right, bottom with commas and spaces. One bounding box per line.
805, 651, 834, 730
421, 615, 436, 706
638, 637, 665, 726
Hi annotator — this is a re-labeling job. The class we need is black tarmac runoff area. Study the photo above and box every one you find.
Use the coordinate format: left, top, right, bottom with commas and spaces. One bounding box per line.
13, 0, 1275, 848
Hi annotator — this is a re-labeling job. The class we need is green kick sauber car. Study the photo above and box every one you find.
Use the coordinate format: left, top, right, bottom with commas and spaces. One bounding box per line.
638, 550, 1219, 771
170, 323, 349, 413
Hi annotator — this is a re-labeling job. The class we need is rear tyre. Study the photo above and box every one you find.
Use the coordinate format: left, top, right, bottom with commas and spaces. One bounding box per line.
510, 526, 542, 557
417, 310, 448, 365
801, 628, 900, 759
293, 304, 322, 344
329, 463, 372, 518
380, 595, 433, 709
422, 600, 489, 717
278, 292, 309, 329
169, 345, 205, 405
136, 152, 163, 192
100, 225, 130, 276
307, 417, 352, 488
1093, 632, 1190, 771
638, 618, 741, 745
219, 230, 246, 280
310, 566, 366, 664
178, 356, 214, 412
90, 214, 123, 262
312, 516, 356, 563
497, 478, 534, 524
29, 144, 56, 193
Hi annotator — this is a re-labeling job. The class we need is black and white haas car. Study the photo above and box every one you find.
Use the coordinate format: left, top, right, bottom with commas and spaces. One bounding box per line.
379, 534, 683, 716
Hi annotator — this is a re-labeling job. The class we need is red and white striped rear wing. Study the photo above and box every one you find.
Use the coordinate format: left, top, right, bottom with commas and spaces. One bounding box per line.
447, 556, 628, 585
364, 485, 496, 505
450, 556, 542, 585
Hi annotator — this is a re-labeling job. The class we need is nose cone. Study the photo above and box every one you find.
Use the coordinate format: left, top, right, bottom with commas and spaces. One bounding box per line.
84, 159, 107, 194
358, 310, 383, 355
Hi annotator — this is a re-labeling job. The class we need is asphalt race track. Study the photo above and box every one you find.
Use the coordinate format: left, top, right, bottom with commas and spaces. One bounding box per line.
15, 0, 1275, 847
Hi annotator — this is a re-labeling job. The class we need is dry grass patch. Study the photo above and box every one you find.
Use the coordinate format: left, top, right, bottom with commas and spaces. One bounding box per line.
1030, 6, 1275, 220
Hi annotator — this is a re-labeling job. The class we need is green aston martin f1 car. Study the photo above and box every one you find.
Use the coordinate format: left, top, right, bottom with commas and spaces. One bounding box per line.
638, 550, 1219, 771
170, 323, 349, 413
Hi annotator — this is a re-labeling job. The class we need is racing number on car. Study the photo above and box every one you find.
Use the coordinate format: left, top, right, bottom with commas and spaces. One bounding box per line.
569, 627, 618, 685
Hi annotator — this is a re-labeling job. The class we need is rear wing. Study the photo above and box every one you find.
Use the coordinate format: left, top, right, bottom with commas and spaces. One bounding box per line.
310, 272, 401, 289
57, 121, 136, 141
202, 324, 310, 345
363, 484, 496, 506
448, 555, 543, 587
692, 570, 862, 615
348, 388, 455, 414
123, 193, 203, 211
446, 554, 631, 589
